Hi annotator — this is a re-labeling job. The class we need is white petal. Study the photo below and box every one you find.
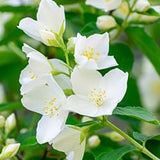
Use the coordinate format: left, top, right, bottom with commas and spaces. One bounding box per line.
54, 75, 72, 90
86, 0, 122, 12
71, 68, 102, 96
21, 74, 66, 114
52, 126, 85, 160
27, 51, 52, 76
78, 59, 98, 70
22, 43, 38, 55
86, 33, 109, 56
96, 56, 118, 70
49, 59, 69, 74
37, 0, 65, 34
101, 68, 128, 102
37, 113, 68, 144
18, 18, 44, 41
19, 65, 33, 85
66, 95, 98, 117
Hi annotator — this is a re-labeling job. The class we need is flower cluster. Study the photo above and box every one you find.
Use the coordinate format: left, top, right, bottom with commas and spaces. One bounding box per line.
18, 0, 128, 159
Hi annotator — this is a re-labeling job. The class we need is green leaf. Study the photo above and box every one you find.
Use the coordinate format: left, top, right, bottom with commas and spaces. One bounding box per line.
0, 5, 35, 13
96, 145, 136, 160
0, 102, 24, 111
133, 132, 160, 143
126, 27, 160, 75
109, 43, 134, 73
80, 22, 101, 36
113, 106, 160, 125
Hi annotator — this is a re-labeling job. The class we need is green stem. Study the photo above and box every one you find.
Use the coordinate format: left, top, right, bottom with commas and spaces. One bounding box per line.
110, 0, 137, 42
103, 120, 160, 160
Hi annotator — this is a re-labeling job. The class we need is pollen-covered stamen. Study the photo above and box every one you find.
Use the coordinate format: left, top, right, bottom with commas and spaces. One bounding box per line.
83, 47, 100, 61
88, 88, 106, 106
42, 97, 60, 118
28, 70, 37, 80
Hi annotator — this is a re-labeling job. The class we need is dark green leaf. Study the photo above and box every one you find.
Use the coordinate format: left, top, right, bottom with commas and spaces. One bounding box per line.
80, 22, 101, 36
96, 145, 136, 160
126, 27, 160, 75
109, 43, 134, 73
113, 106, 160, 125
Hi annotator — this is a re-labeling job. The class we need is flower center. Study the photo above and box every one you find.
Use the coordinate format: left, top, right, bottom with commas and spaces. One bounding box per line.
105, 0, 111, 2
42, 97, 60, 118
83, 47, 100, 61
88, 88, 106, 106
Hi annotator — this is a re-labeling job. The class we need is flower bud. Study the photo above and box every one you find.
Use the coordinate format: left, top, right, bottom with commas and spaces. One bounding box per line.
67, 37, 76, 54
135, 0, 150, 12
105, 131, 124, 142
0, 115, 5, 128
0, 143, 20, 159
5, 113, 16, 135
88, 135, 100, 148
96, 15, 117, 31
6, 138, 17, 145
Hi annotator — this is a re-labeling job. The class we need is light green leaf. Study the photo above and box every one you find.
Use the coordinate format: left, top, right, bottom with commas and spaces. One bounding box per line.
113, 106, 160, 125
96, 145, 136, 160
126, 27, 160, 75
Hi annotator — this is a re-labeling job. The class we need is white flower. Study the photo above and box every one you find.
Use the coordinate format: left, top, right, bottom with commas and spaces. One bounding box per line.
88, 135, 100, 148
19, 44, 71, 94
105, 131, 124, 141
66, 68, 128, 117
52, 126, 85, 160
21, 74, 69, 144
96, 15, 117, 31
135, 0, 150, 12
137, 58, 160, 111
86, 0, 122, 12
0, 143, 20, 159
5, 113, 16, 135
18, 0, 65, 46
74, 33, 117, 70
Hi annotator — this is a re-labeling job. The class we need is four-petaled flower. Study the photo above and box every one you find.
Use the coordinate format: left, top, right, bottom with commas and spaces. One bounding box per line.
66, 68, 128, 117
21, 74, 68, 144
74, 33, 117, 70
18, 0, 65, 46
52, 126, 85, 160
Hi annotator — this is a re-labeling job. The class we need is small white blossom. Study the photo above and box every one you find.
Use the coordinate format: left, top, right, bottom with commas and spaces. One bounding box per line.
0, 143, 20, 159
88, 135, 100, 148
66, 68, 128, 117
52, 126, 85, 160
135, 0, 150, 12
74, 33, 117, 70
5, 113, 16, 135
96, 15, 117, 31
19, 44, 71, 94
86, 0, 122, 12
18, 0, 65, 46
21, 74, 68, 144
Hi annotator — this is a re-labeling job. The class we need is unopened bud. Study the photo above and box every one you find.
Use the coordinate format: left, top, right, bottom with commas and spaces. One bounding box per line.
6, 138, 17, 145
135, 0, 150, 12
5, 113, 16, 135
96, 15, 117, 31
0, 143, 20, 159
105, 131, 124, 142
88, 135, 100, 148
0, 115, 5, 128
67, 37, 76, 54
